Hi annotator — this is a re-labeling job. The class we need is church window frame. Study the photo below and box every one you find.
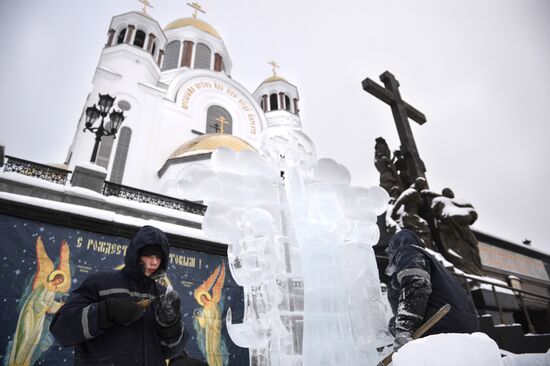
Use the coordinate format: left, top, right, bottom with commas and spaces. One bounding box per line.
133, 29, 147, 49
109, 126, 132, 184
96, 122, 115, 169
269, 93, 279, 111
284, 95, 291, 111
205, 105, 233, 134
162, 39, 182, 71
193, 42, 212, 70
116, 27, 127, 45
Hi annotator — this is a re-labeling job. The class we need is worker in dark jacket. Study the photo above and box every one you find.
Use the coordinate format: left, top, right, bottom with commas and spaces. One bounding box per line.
386, 229, 479, 350
50, 225, 186, 365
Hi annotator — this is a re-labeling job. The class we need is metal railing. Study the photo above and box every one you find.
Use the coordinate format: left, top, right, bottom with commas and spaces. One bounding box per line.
103, 181, 207, 216
1, 155, 208, 216
453, 272, 550, 334
3, 155, 71, 185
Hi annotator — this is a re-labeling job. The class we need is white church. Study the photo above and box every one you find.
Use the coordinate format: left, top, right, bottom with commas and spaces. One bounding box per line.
64, 3, 314, 197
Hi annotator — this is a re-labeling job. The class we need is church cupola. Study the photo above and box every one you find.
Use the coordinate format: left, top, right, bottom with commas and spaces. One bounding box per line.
160, 2, 232, 77
253, 61, 300, 116
104, 3, 167, 69
254, 62, 315, 175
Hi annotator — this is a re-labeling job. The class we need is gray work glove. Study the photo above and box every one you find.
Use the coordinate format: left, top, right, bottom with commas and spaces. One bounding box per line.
393, 332, 413, 351
155, 290, 181, 327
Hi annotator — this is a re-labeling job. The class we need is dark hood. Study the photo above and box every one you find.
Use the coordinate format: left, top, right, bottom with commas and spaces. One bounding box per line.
387, 229, 425, 257
123, 226, 170, 282
386, 229, 425, 275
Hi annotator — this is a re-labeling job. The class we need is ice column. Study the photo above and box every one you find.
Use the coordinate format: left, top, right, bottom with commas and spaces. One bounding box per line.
283, 158, 389, 366
179, 147, 293, 365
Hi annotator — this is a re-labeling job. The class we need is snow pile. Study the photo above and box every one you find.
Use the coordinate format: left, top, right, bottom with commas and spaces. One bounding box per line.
393, 332, 550, 366
502, 350, 550, 366
393, 333, 502, 365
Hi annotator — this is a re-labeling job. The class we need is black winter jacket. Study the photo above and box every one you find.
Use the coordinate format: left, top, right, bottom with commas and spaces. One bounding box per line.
386, 229, 479, 336
50, 226, 185, 365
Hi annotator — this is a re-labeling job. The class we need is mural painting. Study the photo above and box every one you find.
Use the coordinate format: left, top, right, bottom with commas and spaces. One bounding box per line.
0, 214, 247, 365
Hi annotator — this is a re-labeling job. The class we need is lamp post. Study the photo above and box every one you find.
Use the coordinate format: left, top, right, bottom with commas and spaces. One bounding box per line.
83, 94, 125, 163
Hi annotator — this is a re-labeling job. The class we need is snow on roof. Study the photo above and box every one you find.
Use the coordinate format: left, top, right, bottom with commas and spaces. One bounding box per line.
104, 195, 204, 225
1, 171, 67, 192
75, 161, 107, 174
0, 191, 214, 243
1, 171, 204, 225
0, 170, 225, 246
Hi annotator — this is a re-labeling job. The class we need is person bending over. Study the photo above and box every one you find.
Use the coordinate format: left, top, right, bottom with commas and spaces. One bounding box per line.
385, 229, 479, 350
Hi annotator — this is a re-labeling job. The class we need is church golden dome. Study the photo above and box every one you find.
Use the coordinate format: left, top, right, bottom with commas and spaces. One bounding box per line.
169, 133, 256, 159
164, 17, 221, 39
261, 75, 289, 84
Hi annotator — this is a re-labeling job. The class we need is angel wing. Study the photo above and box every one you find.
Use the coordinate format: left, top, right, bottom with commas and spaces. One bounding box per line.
32, 236, 54, 290
55, 240, 71, 293
212, 262, 226, 303
194, 264, 221, 303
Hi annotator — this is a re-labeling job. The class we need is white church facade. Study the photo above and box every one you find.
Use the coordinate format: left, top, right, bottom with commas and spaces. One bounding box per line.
64, 8, 312, 201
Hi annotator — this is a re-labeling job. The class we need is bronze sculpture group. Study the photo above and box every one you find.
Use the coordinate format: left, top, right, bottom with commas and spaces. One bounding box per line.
375, 137, 484, 276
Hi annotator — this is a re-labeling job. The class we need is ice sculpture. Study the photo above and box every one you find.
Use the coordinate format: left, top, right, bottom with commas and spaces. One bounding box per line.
183, 147, 293, 364
183, 135, 391, 365
285, 158, 390, 366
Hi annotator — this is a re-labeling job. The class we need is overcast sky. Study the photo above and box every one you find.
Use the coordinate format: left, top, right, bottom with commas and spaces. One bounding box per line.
1, 0, 549, 252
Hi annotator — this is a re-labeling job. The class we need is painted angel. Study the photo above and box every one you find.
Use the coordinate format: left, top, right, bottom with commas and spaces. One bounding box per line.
8, 236, 71, 366
193, 262, 227, 366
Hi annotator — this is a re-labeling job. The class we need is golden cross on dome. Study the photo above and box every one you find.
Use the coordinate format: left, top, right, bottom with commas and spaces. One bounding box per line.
187, 2, 206, 18
268, 61, 279, 77
215, 115, 228, 134
138, 0, 154, 15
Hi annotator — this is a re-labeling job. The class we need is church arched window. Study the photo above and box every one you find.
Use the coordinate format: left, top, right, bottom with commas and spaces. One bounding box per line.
206, 105, 232, 134
162, 41, 181, 70
133, 30, 146, 48
194, 43, 211, 70
116, 28, 127, 44
96, 122, 114, 169
284, 95, 291, 111
110, 127, 132, 184
269, 93, 279, 111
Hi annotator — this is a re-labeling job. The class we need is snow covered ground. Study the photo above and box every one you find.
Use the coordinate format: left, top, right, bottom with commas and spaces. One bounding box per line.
392, 333, 549, 366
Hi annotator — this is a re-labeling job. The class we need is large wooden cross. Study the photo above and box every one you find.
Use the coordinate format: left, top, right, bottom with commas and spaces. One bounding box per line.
362, 71, 427, 183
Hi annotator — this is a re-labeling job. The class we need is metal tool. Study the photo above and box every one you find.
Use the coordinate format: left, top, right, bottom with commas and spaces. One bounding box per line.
136, 295, 162, 309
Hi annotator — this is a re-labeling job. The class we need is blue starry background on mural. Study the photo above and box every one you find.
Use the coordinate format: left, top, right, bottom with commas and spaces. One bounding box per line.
0, 213, 248, 365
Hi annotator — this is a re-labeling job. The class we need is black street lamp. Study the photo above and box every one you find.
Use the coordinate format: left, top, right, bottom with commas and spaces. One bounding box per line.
83, 93, 125, 163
